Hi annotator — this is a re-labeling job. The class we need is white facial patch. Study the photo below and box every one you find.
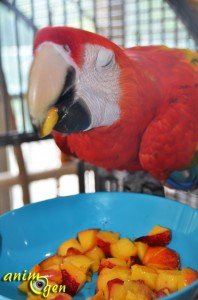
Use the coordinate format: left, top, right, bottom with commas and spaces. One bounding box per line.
76, 44, 121, 129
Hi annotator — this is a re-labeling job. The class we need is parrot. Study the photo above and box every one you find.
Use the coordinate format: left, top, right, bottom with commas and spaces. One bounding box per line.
27, 26, 198, 191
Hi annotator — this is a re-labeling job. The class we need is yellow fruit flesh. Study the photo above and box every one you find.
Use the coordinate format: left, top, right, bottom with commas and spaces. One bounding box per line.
40, 107, 58, 137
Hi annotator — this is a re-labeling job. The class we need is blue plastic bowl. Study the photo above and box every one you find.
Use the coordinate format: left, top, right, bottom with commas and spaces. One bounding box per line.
0, 192, 198, 300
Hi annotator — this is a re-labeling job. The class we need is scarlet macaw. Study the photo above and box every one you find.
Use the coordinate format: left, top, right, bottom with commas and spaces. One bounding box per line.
27, 26, 198, 191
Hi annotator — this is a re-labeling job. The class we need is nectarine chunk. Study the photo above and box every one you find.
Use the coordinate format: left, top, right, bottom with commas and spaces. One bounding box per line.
135, 227, 171, 247
148, 225, 169, 235
155, 288, 170, 298
96, 266, 131, 298
124, 280, 156, 300
125, 291, 138, 300
110, 238, 137, 261
61, 263, 86, 296
18, 280, 29, 294
142, 246, 180, 270
108, 279, 126, 300
30, 264, 41, 274
57, 238, 83, 256
86, 246, 105, 272
78, 229, 99, 252
178, 267, 198, 290
62, 254, 93, 275
39, 269, 63, 285
96, 230, 120, 256
98, 257, 127, 273
131, 264, 158, 290
156, 269, 182, 293
134, 241, 149, 261
40, 255, 62, 270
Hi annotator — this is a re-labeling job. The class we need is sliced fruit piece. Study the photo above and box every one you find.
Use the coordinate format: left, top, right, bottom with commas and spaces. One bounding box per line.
78, 229, 99, 252
110, 238, 137, 261
156, 269, 182, 293
96, 266, 131, 299
134, 241, 149, 261
40, 255, 62, 270
142, 246, 180, 270
62, 254, 93, 275
124, 280, 156, 300
107, 278, 126, 300
18, 280, 29, 294
98, 257, 127, 273
135, 227, 171, 247
57, 238, 83, 256
61, 263, 86, 296
39, 269, 62, 285
85, 246, 105, 272
96, 230, 120, 256
131, 264, 158, 290
178, 267, 198, 290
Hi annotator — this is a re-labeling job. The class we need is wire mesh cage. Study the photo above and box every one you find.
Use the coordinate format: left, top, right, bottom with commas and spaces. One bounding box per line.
1, 0, 198, 211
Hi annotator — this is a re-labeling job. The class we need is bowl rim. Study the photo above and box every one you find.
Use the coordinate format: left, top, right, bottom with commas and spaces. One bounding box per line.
1, 191, 198, 220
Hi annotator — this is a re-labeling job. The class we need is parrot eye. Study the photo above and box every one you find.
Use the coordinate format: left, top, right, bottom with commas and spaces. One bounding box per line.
96, 48, 114, 69
63, 44, 70, 53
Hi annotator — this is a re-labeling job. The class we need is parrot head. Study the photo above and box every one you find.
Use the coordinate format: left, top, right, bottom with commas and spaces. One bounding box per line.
28, 26, 129, 137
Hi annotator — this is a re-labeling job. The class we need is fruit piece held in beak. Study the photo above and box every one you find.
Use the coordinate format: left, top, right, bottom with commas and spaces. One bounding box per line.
40, 107, 59, 137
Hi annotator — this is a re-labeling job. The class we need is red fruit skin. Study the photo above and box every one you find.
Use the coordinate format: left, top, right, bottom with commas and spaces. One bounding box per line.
98, 261, 117, 274
127, 255, 142, 267
135, 230, 171, 247
142, 246, 180, 270
61, 269, 79, 297
107, 278, 124, 300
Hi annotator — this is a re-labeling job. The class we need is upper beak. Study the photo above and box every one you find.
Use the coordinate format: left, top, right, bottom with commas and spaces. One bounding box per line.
28, 42, 91, 137
27, 42, 74, 137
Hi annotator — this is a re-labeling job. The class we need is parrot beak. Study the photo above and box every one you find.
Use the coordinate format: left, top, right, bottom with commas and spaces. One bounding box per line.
27, 42, 91, 137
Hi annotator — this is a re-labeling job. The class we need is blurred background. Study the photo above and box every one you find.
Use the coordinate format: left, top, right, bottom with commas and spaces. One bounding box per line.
1, 0, 198, 214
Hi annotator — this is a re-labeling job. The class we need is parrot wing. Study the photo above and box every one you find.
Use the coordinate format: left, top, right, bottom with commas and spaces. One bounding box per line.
139, 83, 198, 190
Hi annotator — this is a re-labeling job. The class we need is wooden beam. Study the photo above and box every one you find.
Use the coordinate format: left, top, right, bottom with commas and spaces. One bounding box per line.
0, 161, 77, 189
